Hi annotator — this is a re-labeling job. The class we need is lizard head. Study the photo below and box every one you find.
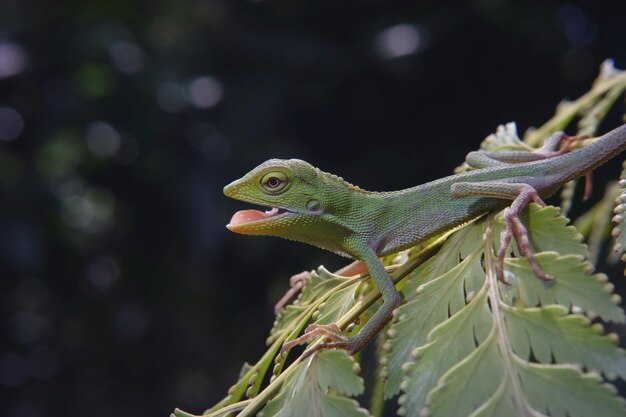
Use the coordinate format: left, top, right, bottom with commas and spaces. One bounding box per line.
223, 159, 331, 237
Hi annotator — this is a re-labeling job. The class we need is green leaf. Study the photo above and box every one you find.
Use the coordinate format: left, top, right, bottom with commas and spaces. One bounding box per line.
398, 288, 492, 415
504, 253, 624, 322
490, 205, 586, 259
314, 281, 363, 326
465, 381, 542, 417
394, 204, 626, 416
259, 350, 370, 417
422, 332, 626, 417
517, 362, 626, 417
383, 224, 485, 398
519, 205, 587, 257
419, 334, 504, 417
611, 160, 626, 265
504, 305, 626, 379
400, 223, 485, 297
316, 350, 365, 396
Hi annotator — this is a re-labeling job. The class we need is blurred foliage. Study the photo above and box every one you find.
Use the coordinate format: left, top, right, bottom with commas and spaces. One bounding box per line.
1, 1, 626, 417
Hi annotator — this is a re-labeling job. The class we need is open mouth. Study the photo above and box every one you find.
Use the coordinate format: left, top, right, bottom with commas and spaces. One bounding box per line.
227, 207, 291, 231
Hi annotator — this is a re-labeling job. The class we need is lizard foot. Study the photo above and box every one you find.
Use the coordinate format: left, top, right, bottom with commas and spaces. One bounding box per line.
497, 187, 553, 284
274, 271, 312, 315
280, 323, 348, 357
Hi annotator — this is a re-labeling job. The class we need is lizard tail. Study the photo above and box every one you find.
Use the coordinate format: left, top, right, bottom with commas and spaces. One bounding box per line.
555, 123, 626, 183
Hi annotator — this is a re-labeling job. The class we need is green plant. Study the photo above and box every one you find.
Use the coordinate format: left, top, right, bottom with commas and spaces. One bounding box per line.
175, 60, 626, 417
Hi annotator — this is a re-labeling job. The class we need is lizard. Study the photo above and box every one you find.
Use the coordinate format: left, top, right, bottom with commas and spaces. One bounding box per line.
223, 123, 626, 358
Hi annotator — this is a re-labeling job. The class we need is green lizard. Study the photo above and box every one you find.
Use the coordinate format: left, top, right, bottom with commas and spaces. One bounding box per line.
223, 124, 626, 357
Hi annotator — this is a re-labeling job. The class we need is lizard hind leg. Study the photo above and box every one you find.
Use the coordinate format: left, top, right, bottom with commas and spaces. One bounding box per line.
451, 181, 552, 283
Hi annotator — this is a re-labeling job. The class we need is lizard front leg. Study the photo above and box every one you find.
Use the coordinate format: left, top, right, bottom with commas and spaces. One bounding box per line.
451, 181, 551, 283
281, 244, 401, 359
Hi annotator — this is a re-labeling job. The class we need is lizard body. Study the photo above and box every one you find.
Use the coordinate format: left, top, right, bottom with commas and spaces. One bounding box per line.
224, 124, 626, 356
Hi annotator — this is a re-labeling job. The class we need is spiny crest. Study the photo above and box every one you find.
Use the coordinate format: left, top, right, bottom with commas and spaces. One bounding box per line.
313, 166, 369, 193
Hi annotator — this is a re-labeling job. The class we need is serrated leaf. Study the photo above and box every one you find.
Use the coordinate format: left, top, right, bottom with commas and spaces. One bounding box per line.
423, 332, 626, 417
505, 253, 624, 322
494, 204, 586, 258
421, 334, 504, 417
398, 288, 492, 413
611, 160, 626, 264
260, 350, 370, 417
316, 350, 365, 396
399, 223, 484, 297
384, 231, 486, 398
517, 362, 626, 417
395, 200, 626, 417
505, 305, 626, 379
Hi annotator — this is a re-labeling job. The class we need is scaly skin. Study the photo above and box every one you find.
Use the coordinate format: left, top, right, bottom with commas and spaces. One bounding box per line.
224, 123, 626, 357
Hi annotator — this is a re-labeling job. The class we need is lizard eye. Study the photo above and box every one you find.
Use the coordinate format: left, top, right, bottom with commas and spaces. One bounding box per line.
266, 177, 281, 188
261, 171, 290, 194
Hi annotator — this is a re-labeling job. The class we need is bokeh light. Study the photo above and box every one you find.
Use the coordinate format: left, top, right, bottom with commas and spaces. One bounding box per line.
375, 24, 428, 59
188, 76, 223, 109
85, 122, 121, 158
0, 42, 27, 79
109, 41, 144, 74
0, 107, 24, 141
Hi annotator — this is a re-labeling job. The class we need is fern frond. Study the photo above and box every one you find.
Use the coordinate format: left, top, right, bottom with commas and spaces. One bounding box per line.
259, 350, 370, 417
395, 212, 626, 417
611, 161, 626, 267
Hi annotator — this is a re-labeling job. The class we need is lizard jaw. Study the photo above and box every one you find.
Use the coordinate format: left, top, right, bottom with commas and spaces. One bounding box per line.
226, 207, 294, 234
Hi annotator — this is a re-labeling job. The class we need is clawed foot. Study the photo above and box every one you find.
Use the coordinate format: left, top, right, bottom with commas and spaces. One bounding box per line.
274, 271, 312, 315
496, 187, 553, 285
280, 323, 353, 360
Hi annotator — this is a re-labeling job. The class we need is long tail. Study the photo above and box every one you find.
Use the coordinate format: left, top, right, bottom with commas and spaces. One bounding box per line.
555, 123, 626, 183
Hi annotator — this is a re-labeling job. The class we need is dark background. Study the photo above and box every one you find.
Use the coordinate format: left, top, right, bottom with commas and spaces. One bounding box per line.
1, 1, 625, 416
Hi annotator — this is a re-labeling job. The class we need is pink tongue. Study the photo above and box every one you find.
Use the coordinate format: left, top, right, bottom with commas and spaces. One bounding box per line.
229, 209, 267, 226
